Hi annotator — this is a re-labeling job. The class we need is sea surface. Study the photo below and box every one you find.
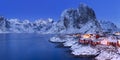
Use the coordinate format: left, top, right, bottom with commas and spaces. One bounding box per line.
0, 33, 92, 60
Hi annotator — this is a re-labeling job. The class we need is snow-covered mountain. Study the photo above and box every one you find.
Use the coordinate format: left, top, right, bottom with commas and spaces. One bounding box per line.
0, 16, 54, 33
48, 4, 102, 34
0, 4, 119, 33
99, 20, 119, 33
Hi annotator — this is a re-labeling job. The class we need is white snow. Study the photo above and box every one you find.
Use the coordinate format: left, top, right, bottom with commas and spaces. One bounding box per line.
71, 45, 99, 56
108, 36, 117, 42
95, 51, 120, 60
50, 36, 66, 43
63, 38, 77, 47
99, 20, 119, 33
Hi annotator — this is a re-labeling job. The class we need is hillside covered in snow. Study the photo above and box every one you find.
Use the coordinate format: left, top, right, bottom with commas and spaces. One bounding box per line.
99, 20, 119, 33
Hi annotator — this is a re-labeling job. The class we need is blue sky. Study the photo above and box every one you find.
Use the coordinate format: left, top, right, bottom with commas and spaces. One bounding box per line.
0, 0, 120, 23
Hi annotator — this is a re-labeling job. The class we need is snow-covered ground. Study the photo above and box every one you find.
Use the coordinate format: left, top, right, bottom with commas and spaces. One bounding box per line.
95, 51, 120, 60
50, 35, 78, 45
71, 45, 99, 56
50, 34, 120, 60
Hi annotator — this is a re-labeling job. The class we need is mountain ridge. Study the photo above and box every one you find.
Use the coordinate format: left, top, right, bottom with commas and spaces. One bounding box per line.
0, 4, 119, 33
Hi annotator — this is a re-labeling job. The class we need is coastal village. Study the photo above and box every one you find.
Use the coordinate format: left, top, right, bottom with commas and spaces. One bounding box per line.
50, 32, 120, 60
69, 32, 120, 47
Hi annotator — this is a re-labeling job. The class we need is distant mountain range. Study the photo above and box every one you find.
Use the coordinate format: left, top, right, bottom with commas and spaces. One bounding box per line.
0, 4, 119, 33
0, 17, 54, 33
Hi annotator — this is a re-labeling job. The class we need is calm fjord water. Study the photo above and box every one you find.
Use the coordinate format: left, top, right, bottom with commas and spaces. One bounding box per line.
0, 33, 92, 60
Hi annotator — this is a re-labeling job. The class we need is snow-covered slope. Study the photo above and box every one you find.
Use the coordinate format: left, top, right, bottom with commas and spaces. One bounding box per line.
48, 4, 102, 34
99, 20, 119, 33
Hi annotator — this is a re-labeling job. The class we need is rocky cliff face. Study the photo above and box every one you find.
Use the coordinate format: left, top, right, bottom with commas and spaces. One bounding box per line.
49, 4, 102, 34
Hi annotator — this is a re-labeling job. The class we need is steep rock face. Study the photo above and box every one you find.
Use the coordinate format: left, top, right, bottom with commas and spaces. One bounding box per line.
61, 4, 96, 29
49, 4, 102, 34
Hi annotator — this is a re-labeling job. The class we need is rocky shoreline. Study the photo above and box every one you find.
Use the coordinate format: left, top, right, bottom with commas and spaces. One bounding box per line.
49, 34, 120, 60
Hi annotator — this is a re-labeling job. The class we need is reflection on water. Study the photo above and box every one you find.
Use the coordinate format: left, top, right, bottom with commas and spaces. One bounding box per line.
0, 33, 92, 60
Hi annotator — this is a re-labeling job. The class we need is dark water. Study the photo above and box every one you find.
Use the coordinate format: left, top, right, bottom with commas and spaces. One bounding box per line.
0, 33, 92, 60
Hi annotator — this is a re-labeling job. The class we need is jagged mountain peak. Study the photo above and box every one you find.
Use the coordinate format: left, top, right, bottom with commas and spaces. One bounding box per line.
78, 3, 96, 19
49, 3, 102, 34
60, 3, 97, 29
